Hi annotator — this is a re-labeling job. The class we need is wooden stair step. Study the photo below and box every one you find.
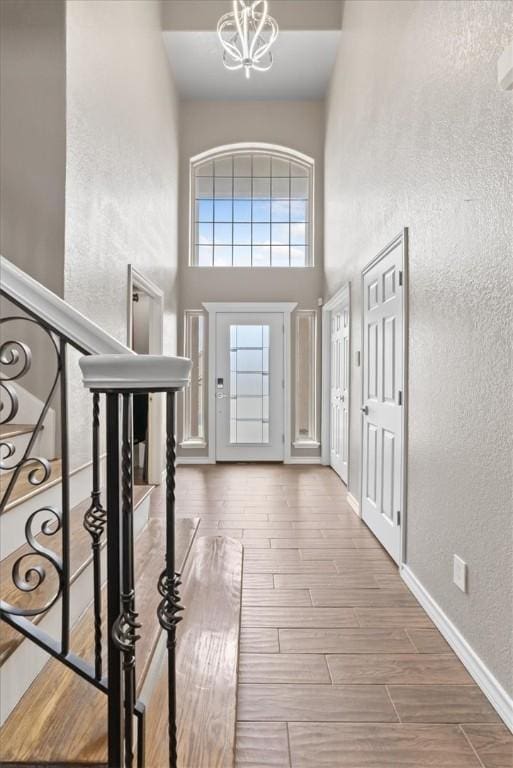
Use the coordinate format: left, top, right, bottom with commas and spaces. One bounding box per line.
0, 458, 62, 512
0, 424, 39, 440
0, 484, 153, 665
0, 517, 199, 764
146, 535, 243, 768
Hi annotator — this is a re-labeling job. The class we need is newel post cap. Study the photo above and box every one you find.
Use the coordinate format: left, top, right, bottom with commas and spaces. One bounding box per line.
79, 354, 191, 392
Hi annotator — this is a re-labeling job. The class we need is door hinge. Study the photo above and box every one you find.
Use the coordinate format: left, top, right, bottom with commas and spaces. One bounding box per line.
398, 270, 403, 287
397, 510, 401, 526
398, 390, 403, 406
282, 379, 285, 389
282, 434, 285, 444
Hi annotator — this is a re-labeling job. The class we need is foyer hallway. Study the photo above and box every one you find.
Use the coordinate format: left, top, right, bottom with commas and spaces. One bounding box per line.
169, 464, 511, 768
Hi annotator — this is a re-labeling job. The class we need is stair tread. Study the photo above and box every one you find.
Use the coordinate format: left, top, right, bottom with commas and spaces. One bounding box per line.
0, 516, 199, 764
147, 535, 243, 768
0, 458, 62, 512
0, 424, 39, 440
0, 484, 153, 664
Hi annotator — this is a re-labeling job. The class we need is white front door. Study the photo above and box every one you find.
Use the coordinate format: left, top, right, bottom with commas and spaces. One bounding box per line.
361, 234, 406, 563
330, 304, 349, 483
215, 312, 285, 461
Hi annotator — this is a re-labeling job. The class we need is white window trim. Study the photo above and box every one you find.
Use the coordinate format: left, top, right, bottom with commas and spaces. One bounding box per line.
202, 301, 297, 464
189, 142, 315, 269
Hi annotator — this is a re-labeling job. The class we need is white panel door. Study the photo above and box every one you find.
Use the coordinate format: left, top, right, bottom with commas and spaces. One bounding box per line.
361, 236, 405, 562
330, 305, 349, 483
215, 312, 284, 461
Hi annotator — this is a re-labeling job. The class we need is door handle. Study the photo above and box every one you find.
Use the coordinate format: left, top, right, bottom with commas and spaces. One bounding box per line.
216, 392, 229, 399
360, 405, 368, 415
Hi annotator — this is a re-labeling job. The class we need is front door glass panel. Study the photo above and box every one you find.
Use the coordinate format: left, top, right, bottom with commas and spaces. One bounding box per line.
229, 324, 270, 443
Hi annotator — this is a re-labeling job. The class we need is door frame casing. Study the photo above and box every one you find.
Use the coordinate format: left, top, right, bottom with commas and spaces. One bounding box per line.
127, 265, 165, 485
360, 229, 409, 565
203, 301, 297, 464
321, 282, 351, 476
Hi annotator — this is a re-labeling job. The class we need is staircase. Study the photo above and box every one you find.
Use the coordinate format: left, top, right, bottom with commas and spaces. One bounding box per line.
0, 256, 243, 767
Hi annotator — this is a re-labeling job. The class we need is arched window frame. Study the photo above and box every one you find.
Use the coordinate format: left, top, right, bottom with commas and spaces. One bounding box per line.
189, 142, 315, 268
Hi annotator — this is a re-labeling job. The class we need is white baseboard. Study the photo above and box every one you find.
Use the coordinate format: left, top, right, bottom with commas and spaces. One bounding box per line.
347, 492, 360, 516
401, 564, 513, 733
176, 456, 214, 465
284, 456, 322, 465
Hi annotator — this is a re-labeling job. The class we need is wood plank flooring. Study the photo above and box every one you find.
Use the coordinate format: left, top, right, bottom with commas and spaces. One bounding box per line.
146, 536, 243, 768
175, 464, 512, 768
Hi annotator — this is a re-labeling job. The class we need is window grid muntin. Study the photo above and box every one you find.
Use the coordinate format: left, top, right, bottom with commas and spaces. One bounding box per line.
192, 150, 312, 268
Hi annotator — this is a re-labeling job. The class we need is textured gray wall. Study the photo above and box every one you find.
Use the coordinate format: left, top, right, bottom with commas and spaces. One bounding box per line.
325, 0, 513, 696
0, 0, 66, 295
0, 0, 67, 409
64, 0, 181, 467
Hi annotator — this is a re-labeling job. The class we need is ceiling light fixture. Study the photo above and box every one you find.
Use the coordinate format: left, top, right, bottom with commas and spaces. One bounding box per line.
217, 1, 279, 79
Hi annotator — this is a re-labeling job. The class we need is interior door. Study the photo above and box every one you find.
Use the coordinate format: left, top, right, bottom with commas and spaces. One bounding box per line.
330, 305, 349, 483
215, 312, 284, 461
361, 235, 405, 563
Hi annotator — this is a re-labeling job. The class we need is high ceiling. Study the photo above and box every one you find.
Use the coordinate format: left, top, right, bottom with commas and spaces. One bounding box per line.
161, 1, 342, 100
163, 30, 341, 101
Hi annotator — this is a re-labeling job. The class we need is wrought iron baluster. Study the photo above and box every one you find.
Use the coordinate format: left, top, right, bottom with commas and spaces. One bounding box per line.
106, 392, 124, 768
59, 338, 71, 657
157, 391, 183, 768
84, 392, 107, 680
135, 704, 146, 768
112, 394, 140, 768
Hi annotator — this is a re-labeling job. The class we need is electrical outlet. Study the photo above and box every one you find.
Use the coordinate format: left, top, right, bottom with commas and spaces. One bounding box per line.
453, 555, 467, 593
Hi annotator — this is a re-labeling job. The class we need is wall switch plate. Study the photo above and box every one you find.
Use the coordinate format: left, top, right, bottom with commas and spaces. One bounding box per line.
453, 555, 467, 593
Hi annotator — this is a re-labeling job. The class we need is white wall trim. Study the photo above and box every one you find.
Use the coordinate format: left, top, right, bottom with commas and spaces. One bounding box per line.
401, 565, 513, 733
346, 492, 360, 517
176, 456, 214, 465
292, 440, 321, 448
203, 302, 297, 464
0, 255, 131, 356
284, 456, 321, 465
203, 302, 298, 314
190, 142, 315, 168
321, 282, 351, 468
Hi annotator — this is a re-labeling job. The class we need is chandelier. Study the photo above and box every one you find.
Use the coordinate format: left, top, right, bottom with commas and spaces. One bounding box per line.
217, 1, 279, 79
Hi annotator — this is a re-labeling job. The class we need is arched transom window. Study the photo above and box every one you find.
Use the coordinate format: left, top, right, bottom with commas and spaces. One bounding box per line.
190, 145, 314, 268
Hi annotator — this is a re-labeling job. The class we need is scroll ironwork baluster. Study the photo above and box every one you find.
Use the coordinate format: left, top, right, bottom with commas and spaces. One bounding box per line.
157, 391, 183, 768
84, 392, 107, 680
112, 394, 140, 768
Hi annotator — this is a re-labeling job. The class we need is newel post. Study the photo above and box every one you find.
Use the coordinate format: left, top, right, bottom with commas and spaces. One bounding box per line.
79, 353, 191, 768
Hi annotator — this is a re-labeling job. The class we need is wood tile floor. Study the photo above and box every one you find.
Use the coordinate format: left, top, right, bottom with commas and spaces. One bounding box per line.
174, 464, 513, 768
